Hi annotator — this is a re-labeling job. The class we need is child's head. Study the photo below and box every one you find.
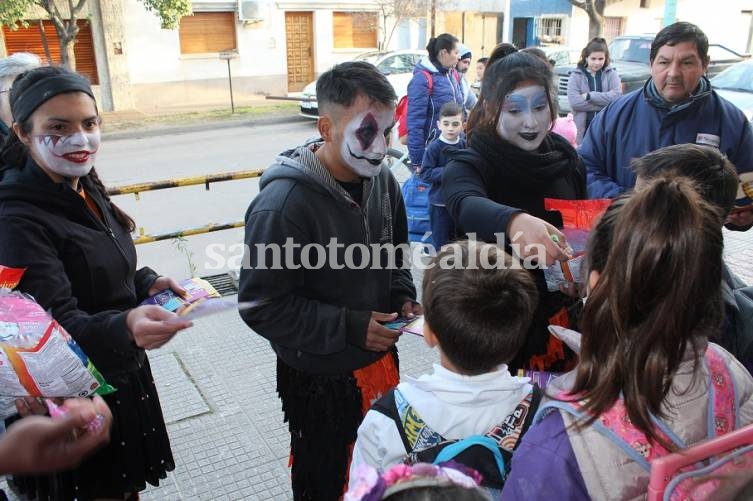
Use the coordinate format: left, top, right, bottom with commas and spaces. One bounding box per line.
632, 143, 738, 221
421, 241, 538, 375
437, 102, 463, 142
574, 177, 724, 445
577, 37, 610, 72
475, 57, 488, 81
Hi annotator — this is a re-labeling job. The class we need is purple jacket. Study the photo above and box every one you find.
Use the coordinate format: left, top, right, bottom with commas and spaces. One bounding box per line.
502, 411, 589, 500
566, 65, 622, 144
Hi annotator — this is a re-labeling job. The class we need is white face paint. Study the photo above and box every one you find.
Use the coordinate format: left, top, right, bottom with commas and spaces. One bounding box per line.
496, 84, 551, 152
339, 108, 393, 178
31, 131, 100, 178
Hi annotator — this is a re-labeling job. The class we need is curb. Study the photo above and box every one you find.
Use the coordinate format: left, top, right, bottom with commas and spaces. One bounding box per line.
102, 113, 312, 141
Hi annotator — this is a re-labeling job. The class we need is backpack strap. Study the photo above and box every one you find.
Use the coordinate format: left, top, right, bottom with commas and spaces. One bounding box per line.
371, 387, 445, 454
705, 344, 739, 436
420, 69, 434, 96
485, 384, 544, 452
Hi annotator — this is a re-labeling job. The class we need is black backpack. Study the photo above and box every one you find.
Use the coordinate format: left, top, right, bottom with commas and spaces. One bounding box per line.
371, 385, 542, 489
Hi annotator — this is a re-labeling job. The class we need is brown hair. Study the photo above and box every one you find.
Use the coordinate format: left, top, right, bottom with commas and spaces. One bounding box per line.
577, 37, 610, 68
422, 241, 538, 375
572, 177, 724, 447
632, 144, 738, 220
466, 51, 556, 140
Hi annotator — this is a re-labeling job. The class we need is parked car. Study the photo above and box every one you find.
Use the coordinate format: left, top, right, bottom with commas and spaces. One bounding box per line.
554, 35, 750, 115
299, 49, 426, 119
538, 45, 581, 67
710, 59, 753, 124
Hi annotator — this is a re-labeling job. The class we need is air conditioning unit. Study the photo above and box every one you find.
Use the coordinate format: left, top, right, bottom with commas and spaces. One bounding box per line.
238, 0, 264, 23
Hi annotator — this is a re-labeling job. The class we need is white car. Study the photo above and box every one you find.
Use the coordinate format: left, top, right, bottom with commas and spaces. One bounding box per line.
299, 49, 426, 119
711, 58, 753, 125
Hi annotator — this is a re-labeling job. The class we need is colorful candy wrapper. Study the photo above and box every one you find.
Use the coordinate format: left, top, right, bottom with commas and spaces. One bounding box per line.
0, 266, 115, 418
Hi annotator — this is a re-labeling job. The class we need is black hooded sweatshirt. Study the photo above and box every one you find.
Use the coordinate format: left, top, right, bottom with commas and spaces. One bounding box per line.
238, 142, 417, 375
0, 159, 159, 376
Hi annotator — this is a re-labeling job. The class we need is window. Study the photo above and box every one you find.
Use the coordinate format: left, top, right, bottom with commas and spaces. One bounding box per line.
2, 20, 99, 84
179, 11, 236, 54
537, 17, 563, 43
376, 54, 416, 74
604, 17, 625, 42
333, 12, 377, 49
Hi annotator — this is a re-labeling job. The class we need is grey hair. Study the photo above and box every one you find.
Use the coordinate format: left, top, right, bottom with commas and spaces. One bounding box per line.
0, 52, 41, 81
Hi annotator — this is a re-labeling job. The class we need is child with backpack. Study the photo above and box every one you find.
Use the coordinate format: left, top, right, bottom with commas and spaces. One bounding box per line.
502, 177, 753, 500
631, 143, 753, 374
419, 101, 466, 248
349, 241, 541, 496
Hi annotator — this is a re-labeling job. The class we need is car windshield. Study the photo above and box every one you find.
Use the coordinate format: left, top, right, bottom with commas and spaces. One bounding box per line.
609, 38, 651, 63
711, 62, 753, 92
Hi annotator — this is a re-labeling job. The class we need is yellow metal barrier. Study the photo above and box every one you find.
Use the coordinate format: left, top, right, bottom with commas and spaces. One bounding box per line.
106, 169, 264, 198
106, 169, 263, 244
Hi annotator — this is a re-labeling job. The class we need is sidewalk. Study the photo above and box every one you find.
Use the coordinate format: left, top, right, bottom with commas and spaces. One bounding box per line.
99, 98, 306, 141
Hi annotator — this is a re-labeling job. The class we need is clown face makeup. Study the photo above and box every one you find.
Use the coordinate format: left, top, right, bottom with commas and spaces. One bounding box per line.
496, 84, 551, 151
340, 108, 394, 178
31, 130, 100, 178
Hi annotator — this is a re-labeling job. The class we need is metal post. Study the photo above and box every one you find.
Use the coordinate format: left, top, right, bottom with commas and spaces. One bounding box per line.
227, 59, 235, 114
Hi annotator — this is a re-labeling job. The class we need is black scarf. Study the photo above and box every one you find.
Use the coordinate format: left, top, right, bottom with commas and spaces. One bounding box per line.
469, 129, 577, 190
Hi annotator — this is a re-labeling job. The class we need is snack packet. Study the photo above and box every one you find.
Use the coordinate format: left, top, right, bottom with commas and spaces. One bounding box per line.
542, 198, 611, 292
732, 172, 753, 214
0, 267, 115, 418
141, 277, 221, 312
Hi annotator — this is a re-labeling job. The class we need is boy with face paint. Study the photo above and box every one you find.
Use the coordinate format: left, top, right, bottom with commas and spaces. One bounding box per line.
239, 61, 420, 500
443, 52, 586, 374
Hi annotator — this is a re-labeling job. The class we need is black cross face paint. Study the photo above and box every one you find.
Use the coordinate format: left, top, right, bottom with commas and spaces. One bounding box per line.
340, 109, 393, 177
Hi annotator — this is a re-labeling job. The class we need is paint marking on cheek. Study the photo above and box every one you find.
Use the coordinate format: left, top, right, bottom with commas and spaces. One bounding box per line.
355, 113, 378, 150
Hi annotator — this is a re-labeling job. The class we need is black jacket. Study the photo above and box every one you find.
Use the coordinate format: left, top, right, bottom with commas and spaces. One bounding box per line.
238, 143, 416, 375
442, 133, 587, 371
0, 160, 159, 377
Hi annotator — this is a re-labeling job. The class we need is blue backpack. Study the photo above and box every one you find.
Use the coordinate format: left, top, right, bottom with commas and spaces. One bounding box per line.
401, 173, 431, 245
371, 386, 542, 492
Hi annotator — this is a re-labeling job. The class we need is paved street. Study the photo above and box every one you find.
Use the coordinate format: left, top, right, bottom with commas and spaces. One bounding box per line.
1, 118, 752, 500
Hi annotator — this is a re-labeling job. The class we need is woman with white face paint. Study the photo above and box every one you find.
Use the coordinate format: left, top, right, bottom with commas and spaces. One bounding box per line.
443, 51, 587, 374
0, 66, 190, 500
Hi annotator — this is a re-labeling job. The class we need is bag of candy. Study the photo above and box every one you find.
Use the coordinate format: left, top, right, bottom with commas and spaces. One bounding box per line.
0, 266, 115, 418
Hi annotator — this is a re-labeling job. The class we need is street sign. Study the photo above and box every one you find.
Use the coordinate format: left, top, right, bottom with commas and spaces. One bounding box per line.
219, 49, 238, 60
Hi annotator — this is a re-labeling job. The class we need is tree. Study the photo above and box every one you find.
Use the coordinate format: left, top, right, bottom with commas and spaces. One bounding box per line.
567, 0, 617, 40
374, 0, 428, 50
0, 0, 192, 71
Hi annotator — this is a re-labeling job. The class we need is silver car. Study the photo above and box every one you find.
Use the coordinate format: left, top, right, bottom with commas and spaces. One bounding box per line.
711, 59, 753, 125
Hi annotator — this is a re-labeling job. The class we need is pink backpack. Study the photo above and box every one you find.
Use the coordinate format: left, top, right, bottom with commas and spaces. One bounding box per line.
537, 345, 753, 500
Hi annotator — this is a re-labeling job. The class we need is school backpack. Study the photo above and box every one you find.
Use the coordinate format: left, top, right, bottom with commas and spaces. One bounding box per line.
401, 172, 431, 244
536, 345, 753, 501
371, 385, 542, 494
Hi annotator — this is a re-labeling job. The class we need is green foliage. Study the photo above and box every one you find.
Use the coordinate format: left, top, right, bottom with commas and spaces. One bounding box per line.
0, 0, 34, 29
0, 0, 193, 32
139, 0, 193, 30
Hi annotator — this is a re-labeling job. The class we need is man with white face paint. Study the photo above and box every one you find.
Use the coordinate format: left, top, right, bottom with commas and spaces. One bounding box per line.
239, 61, 420, 500
581, 22, 753, 231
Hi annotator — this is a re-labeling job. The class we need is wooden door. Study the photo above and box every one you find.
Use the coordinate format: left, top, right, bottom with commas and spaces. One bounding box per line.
285, 12, 314, 92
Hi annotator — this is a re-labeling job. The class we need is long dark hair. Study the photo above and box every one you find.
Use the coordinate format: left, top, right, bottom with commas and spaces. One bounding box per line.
0, 65, 135, 232
577, 37, 610, 68
572, 177, 724, 447
466, 52, 556, 140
